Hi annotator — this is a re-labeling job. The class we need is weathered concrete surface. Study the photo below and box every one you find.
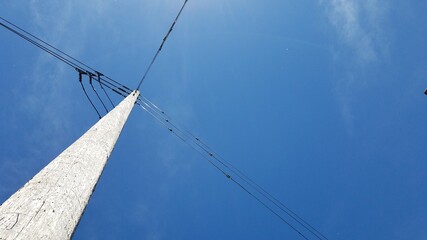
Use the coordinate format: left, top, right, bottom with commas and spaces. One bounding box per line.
0, 90, 139, 240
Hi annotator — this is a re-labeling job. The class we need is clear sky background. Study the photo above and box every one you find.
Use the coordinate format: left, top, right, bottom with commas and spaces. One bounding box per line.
1, 0, 427, 239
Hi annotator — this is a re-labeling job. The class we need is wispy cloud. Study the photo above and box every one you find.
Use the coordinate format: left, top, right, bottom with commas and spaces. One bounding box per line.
322, 0, 389, 63
320, 0, 390, 134
23, 0, 125, 146
0, 0, 123, 196
0, 1, 82, 200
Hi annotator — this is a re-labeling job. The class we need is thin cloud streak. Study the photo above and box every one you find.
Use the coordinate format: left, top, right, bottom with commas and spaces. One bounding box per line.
321, 0, 391, 134
0, 0, 106, 198
323, 0, 389, 63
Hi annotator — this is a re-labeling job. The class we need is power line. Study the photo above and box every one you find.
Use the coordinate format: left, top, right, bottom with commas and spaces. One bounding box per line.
136, 0, 189, 90
0, 17, 132, 92
137, 99, 311, 239
190, 138, 330, 240
88, 72, 109, 113
0, 17, 134, 117
0, 16, 123, 89
96, 71, 115, 108
77, 69, 102, 119
136, 95, 330, 240
137, 106, 312, 239
229, 177, 310, 240
0, 22, 78, 69
135, 95, 321, 239
138, 104, 186, 142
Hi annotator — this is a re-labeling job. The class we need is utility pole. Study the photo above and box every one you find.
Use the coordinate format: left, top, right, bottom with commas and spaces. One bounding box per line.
0, 90, 139, 240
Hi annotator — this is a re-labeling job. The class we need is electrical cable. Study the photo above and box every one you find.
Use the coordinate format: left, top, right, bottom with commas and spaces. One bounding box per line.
96, 71, 115, 107
98, 91, 321, 240
187, 136, 329, 240
0, 22, 78, 69
0, 17, 137, 118
0, 17, 132, 97
136, 95, 330, 240
136, 0, 189, 90
136, 101, 312, 240
88, 72, 109, 113
77, 69, 102, 119
229, 177, 310, 240
0, 16, 88, 69
2, 21, 108, 118
132, 93, 328, 240
0, 16, 130, 92
138, 94, 172, 121
138, 104, 186, 142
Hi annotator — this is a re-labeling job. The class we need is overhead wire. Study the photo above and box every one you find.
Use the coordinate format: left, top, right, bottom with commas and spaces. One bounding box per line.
96, 71, 115, 108
136, 98, 311, 239
139, 94, 171, 118
76, 69, 102, 119
0, 16, 133, 94
88, 72, 109, 113
0, 16, 131, 94
0, 22, 78, 69
0, 17, 134, 117
136, 95, 329, 240
136, 0, 189, 90
229, 177, 310, 240
137, 104, 310, 240
138, 103, 186, 142
135, 92, 327, 240
187, 134, 330, 240
1, 16, 88, 69
138, 102, 236, 179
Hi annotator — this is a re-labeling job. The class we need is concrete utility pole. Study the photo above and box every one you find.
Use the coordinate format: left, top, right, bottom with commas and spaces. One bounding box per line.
0, 90, 139, 239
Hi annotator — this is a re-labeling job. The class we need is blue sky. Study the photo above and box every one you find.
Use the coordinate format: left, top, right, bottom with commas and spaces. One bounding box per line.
1, 0, 427, 239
